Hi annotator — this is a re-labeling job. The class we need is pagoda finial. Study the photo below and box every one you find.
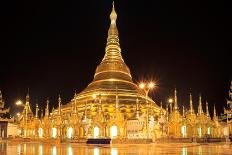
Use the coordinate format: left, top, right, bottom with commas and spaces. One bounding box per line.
198, 94, 203, 115
174, 88, 178, 111
58, 95, 61, 115
74, 92, 77, 113
0, 90, 2, 103
183, 105, 185, 116
189, 92, 195, 114
214, 104, 217, 117
45, 98, 49, 117
206, 100, 210, 117
36, 103, 39, 118
26, 88, 30, 103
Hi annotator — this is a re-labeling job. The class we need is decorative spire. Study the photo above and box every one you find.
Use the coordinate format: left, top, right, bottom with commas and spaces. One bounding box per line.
45, 98, 49, 117
35, 103, 39, 118
197, 94, 203, 115
166, 102, 169, 120
26, 88, 29, 103
58, 95, 61, 115
182, 105, 185, 116
206, 100, 210, 117
0, 90, 2, 102
136, 96, 140, 118
189, 92, 195, 114
83, 101, 87, 121
25, 89, 32, 114
174, 88, 178, 111
160, 101, 164, 116
0, 90, 4, 108
102, 1, 123, 62
213, 104, 217, 117
74, 92, 77, 113
41, 109, 44, 118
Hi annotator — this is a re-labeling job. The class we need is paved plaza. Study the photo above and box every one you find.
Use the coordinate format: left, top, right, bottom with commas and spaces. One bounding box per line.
0, 141, 232, 155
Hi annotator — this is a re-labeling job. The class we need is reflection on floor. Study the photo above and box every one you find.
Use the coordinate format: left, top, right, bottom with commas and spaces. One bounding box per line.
0, 141, 231, 155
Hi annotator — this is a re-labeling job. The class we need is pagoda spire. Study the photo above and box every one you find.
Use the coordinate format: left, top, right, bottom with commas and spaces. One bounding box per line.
0, 90, 4, 108
182, 105, 185, 116
102, 1, 123, 62
58, 95, 61, 115
213, 104, 218, 122
35, 103, 39, 118
74, 92, 77, 113
160, 101, 164, 116
25, 88, 32, 113
45, 98, 49, 117
189, 92, 195, 114
213, 104, 217, 118
206, 100, 210, 117
197, 94, 203, 115
174, 88, 178, 111
0, 90, 2, 102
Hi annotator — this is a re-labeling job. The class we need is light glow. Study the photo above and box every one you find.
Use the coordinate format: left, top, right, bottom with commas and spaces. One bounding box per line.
110, 125, 117, 138
94, 127, 99, 138
92, 94, 97, 99
139, 83, 145, 89
148, 82, 154, 88
52, 128, 57, 138
39, 128, 43, 138
181, 126, 187, 138
16, 100, 23, 106
67, 127, 73, 139
168, 98, 173, 103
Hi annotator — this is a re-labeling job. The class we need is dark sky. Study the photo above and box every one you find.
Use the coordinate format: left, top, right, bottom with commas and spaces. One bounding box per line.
0, 0, 230, 117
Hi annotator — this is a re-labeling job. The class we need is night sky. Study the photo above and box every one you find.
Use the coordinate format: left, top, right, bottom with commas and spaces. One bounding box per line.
0, 0, 230, 117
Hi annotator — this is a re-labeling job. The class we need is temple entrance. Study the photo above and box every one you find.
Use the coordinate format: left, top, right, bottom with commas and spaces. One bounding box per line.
39, 128, 43, 138
110, 125, 117, 138
94, 127, 99, 138
52, 128, 57, 138
67, 127, 73, 139
181, 126, 187, 138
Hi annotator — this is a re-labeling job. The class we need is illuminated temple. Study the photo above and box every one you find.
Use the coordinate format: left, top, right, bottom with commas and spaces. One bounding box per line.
16, 3, 230, 142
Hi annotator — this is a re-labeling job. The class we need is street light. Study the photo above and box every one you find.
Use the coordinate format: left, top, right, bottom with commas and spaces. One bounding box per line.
16, 100, 24, 106
139, 81, 155, 140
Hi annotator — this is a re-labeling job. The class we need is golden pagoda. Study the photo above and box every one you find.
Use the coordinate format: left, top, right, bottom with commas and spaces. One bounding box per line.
66, 2, 160, 118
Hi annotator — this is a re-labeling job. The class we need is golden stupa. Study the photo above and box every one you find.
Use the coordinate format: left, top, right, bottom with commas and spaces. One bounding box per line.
62, 3, 160, 119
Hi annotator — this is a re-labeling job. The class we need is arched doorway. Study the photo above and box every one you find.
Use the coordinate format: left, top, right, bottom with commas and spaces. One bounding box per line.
110, 125, 117, 138
94, 127, 99, 138
181, 126, 187, 138
39, 128, 43, 138
52, 128, 57, 138
67, 127, 73, 139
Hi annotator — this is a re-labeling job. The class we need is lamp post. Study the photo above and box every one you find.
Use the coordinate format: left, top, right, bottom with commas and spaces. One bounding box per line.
16, 100, 27, 137
139, 82, 154, 139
